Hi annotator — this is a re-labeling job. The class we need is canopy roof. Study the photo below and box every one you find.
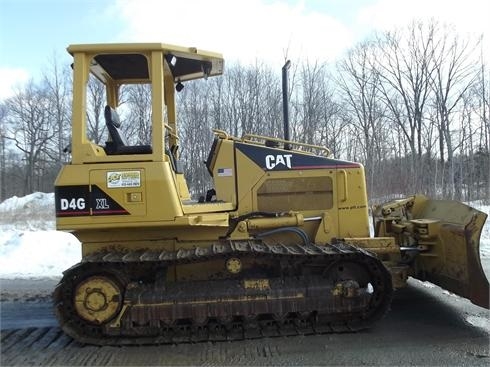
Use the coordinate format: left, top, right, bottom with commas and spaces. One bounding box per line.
67, 43, 224, 83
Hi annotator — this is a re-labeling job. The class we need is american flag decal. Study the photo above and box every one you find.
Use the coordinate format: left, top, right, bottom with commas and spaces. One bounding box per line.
217, 168, 233, 177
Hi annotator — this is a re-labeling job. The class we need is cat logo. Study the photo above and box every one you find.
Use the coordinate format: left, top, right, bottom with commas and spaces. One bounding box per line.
265, 154, 292, 170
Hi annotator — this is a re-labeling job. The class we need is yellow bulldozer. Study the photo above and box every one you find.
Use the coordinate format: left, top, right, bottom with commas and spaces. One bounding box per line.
54, 43, 489, 345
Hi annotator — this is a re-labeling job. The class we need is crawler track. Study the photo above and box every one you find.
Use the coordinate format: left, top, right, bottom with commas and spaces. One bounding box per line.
54, 240, 393, 345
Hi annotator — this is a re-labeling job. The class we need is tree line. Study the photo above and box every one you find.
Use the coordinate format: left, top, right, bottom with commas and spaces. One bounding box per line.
1, 20, 489, 204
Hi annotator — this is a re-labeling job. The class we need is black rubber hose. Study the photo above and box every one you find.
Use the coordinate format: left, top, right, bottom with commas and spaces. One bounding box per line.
255, 226, 310, 246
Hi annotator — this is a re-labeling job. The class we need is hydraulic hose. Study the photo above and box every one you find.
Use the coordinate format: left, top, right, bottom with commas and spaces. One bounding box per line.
255, 226, 310, 246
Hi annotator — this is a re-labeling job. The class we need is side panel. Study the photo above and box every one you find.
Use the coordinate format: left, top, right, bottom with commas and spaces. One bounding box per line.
210, 139, 237, 205
255, 175, 334, 212
336, 167, 370, 238
55, 161, 184, 229
251, 170, 340, 243
90, 169, 146, 216
233, 141, 363, 218
234, 149, 268, 214
232, 141, 370, 242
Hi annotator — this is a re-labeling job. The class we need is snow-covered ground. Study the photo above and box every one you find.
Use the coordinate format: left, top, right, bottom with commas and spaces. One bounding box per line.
0, 192, 489, 279
0, 192, 80, 278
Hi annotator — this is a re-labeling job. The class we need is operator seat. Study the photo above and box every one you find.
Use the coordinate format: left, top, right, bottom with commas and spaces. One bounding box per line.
104, 105, 153, 155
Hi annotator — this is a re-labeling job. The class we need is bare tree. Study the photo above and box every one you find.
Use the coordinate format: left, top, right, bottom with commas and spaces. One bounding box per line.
295, 61, 327, 145
43, 53, 72, 165
336, 41, 388, 197
374, 21, 436, 193
0, 103, 7, 201
429, 24, 480, 199
86, 75, 107, 144
123, 84, 152, 145
477, 46, 490, 201
5, 80, 56, 194
177, 80, 213, 196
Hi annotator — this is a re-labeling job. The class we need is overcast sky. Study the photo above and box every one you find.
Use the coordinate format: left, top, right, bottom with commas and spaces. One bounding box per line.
0, 0, 489, 99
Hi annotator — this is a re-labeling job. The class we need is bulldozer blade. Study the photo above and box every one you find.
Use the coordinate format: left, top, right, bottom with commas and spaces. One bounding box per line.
407, 196, 489, 309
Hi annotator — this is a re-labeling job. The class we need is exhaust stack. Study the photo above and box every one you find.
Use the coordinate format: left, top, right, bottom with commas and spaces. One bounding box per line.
282, 60, 291, 150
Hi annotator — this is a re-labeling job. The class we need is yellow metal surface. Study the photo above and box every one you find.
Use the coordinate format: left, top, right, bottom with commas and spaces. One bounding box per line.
256, 176, 333, 212
344, 237, 399, 255
182, 201, 235, 214
56, 161, 185, 229
67, 43, 224, 74
246, 213, 304, 230
175, 173, 191, 201
234, 148, 267, 213
374, 195, 489, 308
74, 276, 122, 324
208, 137, 237, 205
336, 167, 370, 238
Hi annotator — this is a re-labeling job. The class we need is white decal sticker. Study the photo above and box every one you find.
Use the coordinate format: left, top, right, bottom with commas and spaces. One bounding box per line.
265, 154, 292, 169
107, 171, 141, 188
60, 198, 86, 210
95, 198, 110, 209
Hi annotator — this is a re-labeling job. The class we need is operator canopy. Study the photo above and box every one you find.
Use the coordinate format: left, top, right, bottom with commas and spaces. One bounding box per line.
67, 43, 224, 84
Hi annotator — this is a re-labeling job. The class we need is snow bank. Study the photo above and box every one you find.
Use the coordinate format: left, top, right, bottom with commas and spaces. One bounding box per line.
0, 192, 54, 213
0, 192, 55, 231
0, 192, 80, 278
0, 230, 80, 278
466, 315, 490, 332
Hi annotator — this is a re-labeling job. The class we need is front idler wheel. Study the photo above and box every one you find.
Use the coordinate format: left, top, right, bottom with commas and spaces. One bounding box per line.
74, 275, 124, 324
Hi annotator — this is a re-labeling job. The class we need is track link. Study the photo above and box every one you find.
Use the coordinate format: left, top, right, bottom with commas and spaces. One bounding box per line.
54, 240, 393, 345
